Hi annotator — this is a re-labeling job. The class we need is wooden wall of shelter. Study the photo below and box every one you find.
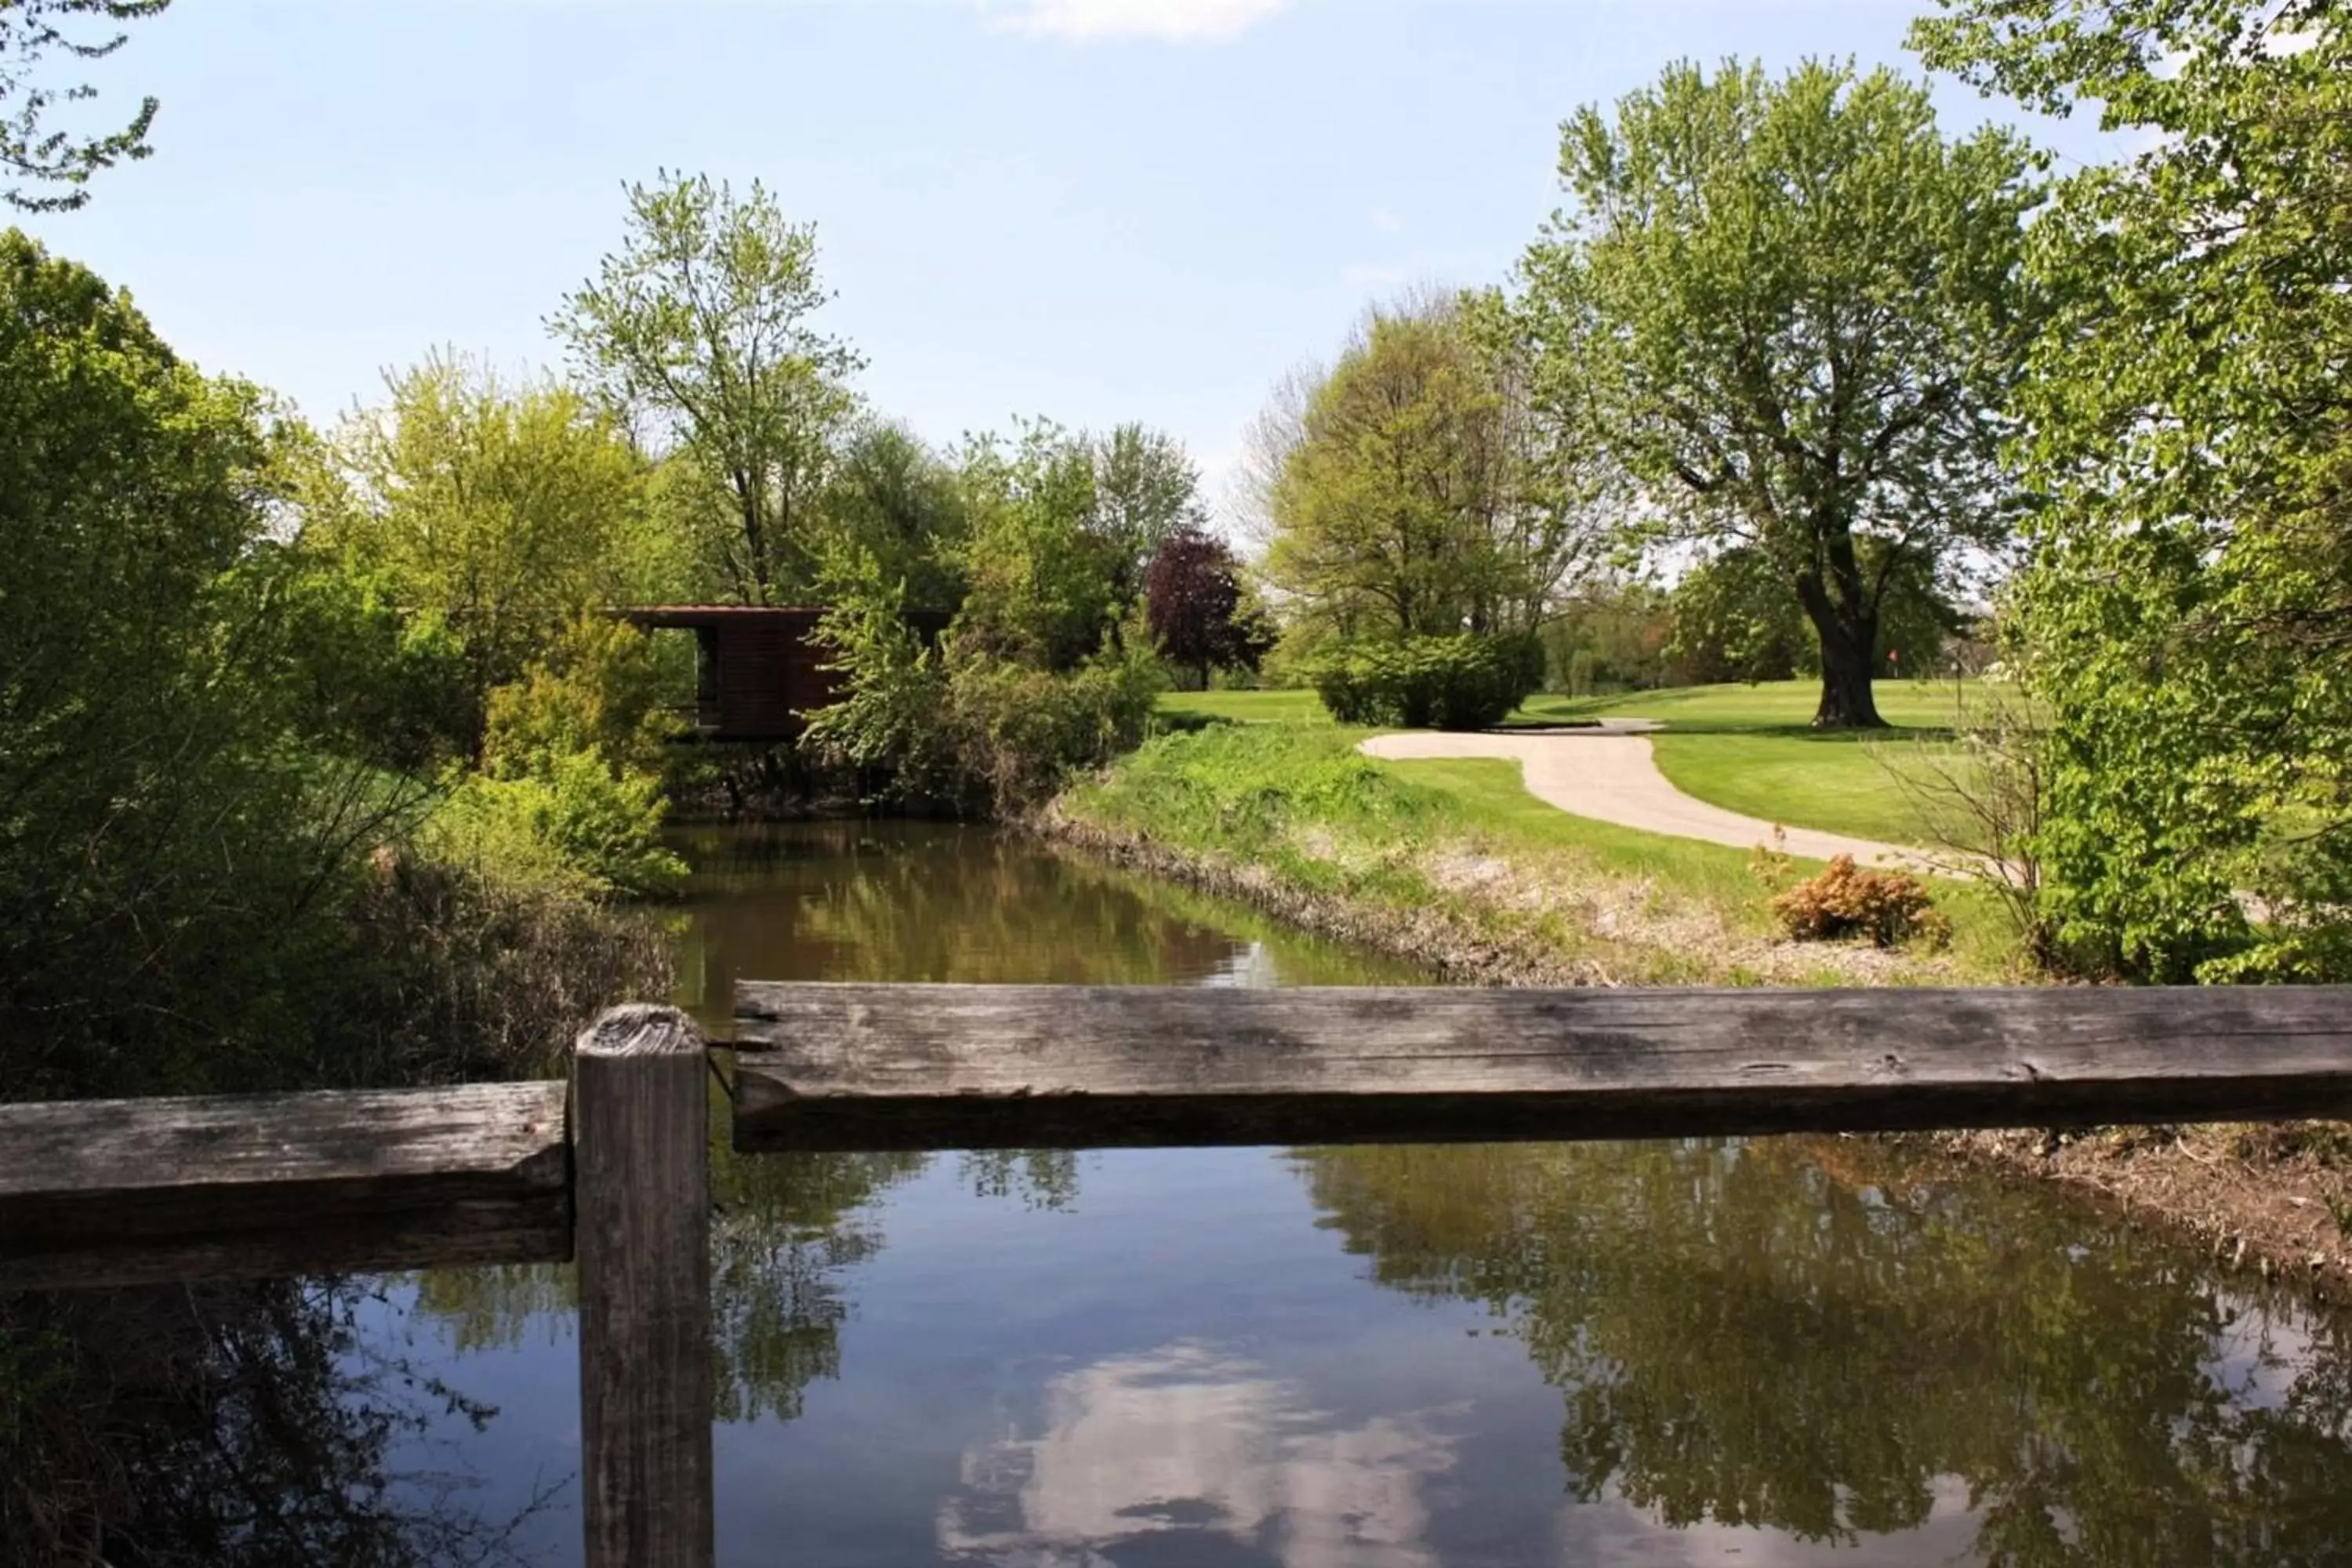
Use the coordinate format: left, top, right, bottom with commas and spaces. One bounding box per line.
616, 607, 947, 742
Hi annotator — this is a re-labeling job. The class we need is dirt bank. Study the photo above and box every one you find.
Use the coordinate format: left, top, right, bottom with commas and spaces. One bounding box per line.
1911, 1123, 2352, 1304
1033, 805, 1599, 987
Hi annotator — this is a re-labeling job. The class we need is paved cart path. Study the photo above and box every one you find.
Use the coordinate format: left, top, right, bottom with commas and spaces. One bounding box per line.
1359, 724, 1964, 877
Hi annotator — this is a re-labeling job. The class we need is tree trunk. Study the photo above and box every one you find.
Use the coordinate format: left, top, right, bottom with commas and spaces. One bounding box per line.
1812, 636, 1885, 729
1795, 571, 1885, 730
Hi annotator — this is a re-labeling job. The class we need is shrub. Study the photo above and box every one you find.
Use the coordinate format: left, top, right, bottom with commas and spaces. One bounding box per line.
482, 613, 675, 780
804, 560, 1164, 816
1312, 633, 1544, 730
341, 848, 675, 1084
429, 750, 686, 898
945, 641, 1163, 814
1769, 855, 1951, 950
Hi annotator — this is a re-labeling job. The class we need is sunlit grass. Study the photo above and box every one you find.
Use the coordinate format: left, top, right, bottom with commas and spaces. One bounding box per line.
1156, 688, 1332, 725
1071, 721, 2022, 984
1511, 677, 1994, 732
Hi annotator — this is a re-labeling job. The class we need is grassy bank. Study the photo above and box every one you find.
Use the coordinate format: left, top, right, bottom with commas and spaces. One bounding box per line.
1074, 716, 2352, 1298
1055, 721, 2018, 986
1160, 681, 1991, 850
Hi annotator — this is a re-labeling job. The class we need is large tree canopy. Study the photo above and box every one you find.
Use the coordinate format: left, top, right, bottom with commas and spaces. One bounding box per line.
1915, 0, 2352, 980
296, 354, 670, 753
1512, 59, 2041, 728
1265, 296, 1598, 645
553, 171, 862, 604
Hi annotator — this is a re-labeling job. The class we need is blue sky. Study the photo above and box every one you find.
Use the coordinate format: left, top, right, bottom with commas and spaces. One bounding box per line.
21, 0, 2128, 517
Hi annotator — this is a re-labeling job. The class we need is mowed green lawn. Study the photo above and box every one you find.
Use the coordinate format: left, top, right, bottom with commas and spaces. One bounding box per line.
1156, 688, 1333, 725
1156, 680, 1994, 849
1511, 678, 1991, 731
1520, 680, 1994, 849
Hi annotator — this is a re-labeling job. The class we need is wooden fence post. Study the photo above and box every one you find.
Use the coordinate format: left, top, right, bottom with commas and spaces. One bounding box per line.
573, 1004, 714, 1567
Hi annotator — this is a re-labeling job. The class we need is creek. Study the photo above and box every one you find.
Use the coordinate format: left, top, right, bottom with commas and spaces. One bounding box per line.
36, 822, 2352, 1566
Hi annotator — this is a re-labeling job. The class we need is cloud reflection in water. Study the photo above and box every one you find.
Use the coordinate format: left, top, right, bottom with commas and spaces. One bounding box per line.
937, 1341, 1463, 1566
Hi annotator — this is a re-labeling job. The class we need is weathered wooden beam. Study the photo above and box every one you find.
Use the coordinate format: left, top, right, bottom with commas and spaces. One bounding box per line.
731, 982, 2352, 1151
0, 1081, 571, 1290
573, 1004, 713, 1568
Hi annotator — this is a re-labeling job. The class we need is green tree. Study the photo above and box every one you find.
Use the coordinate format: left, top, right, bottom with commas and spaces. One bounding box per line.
554, 171, 864, 604
1090, 421, 1206, 612
1267, 296, 1595, 644
2, 0, 167, 212
953, 419, 1124, 672
1671, 541, 1962, 686
1668, 549, 1813, 684
803, 419, 1167, 814
1915, 0, 2352, 980
816, 420, 970, 615
1543, 575, 1679, 694
0, 228, 341, 1096
298, 353, 667, 754
1512, 59, 2040, 728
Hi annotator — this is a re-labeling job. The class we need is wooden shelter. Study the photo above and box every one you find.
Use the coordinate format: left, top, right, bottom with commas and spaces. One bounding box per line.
616, 606, 947, 742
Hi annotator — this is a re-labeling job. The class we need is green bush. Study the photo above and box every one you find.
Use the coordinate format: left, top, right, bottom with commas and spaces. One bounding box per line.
1312, 633, 1544, 730
430, 750, 685, 898
804, 546, 1165, 815
482, 612, 676, 780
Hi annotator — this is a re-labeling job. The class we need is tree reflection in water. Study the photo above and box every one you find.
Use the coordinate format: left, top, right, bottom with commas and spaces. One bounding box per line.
0, 1279, 561, 1566
666, 818, 1414, 1022
416, 1144, 932, 1428
1291, 1138, 2352, 1566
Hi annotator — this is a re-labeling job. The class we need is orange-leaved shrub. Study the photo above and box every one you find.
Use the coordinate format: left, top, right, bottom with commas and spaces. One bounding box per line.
1769, 855, 1951, 951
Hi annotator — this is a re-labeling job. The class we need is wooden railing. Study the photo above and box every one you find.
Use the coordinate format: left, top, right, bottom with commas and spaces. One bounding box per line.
5, 982, 2351, 1566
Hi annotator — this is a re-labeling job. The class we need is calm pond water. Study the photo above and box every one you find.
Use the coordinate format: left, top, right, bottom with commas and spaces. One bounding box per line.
26, 822, 2352, 1564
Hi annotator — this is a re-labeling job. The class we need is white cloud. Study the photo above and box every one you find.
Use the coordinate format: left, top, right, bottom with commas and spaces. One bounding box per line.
978, 0, 1290, 43
1369, 207, 1403, 234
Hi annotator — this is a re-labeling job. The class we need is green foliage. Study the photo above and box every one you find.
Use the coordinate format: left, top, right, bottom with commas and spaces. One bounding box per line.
297, 353, 667, 754
1512, 59, 2040, 728
1311, 633, 1546, 731
953, 420, 1126, 671
2, 1, 167, 212
0, 233, 674, 1098
0, 228, 349, 1096
1087, 420, 1207, 610
942, 639, 1163, 813
1670, 543, 1964, 685
554, 169, 863, 604
482, 614, 675, 782
468, 614, 687, 896
430, 753, 684, 900
1915, 0, 2352, 980
1268, 297, 1597, 643
805, 529, 1163, 815
1668, 550, 1813, 685
248, 556, 474, 773
1542, 576, 1678, 694
818, 421, 971, 614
